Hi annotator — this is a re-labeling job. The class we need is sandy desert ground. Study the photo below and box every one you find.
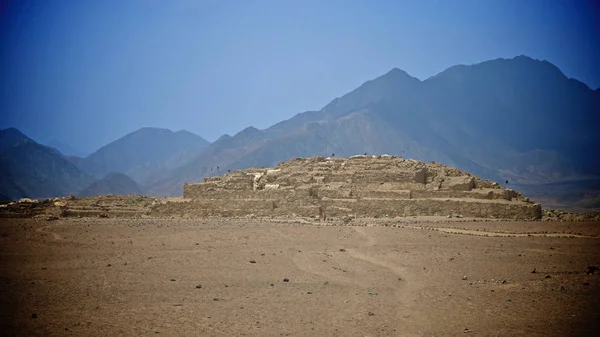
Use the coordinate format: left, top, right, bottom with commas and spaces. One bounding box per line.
1, 217, 599, 336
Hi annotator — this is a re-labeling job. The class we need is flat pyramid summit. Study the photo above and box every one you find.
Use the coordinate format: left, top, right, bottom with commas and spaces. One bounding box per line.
158, 155, 541, 220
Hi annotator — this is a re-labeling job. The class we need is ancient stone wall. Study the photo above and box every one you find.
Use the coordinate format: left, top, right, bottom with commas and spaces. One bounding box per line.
170, 156, 542, 220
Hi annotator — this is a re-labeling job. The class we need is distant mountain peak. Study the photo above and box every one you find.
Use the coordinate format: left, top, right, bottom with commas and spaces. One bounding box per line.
138, 126, 170, 132
1, 127, 33, 151
175, 129, 198, 136
378, 67, 421, 83
1, 127, 25, 134
78, 172, 141, 198
81, 126, 210, 179
239, 126, 260, 132
510, 55, 564, 73
512, 54, 535, 61
429, 54, 569, 84
1, 127, 29, 140
236, 126, 263, 136
233, 126, 267, 142
130, 127, 174, 136
385, 67, 417, 78
216, 134, 232, 142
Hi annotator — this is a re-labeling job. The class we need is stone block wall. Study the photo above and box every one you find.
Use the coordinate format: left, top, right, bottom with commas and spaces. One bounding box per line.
174, 156, 541, 220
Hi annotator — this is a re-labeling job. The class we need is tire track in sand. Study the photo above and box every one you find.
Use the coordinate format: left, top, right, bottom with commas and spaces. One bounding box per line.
288, 225, 421, 304
399, 225, 599, 239
35, 222, 63, 240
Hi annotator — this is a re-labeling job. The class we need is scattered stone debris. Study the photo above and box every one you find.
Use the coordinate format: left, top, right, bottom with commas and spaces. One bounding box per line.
283, 278, 289, 282
586, 265, 597, 275
545, 275, 551, 279
368, 292, 377, 296
583, 282, 590, 286
249, 260, 257, 264
213, 298, 219, 301
46, 216, 59, 221
339, 249, 346, 252
170, 279, 176, 282
462, 276, 468, 280
531, 268, 536, 274
31, 313, 37, 319
195, 284, 202, 289
542, 209, 600, 222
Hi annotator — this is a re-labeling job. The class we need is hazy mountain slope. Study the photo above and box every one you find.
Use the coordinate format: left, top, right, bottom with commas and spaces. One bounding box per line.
78, 172, 142, 198
149, 110, 454, 196
147, 127, 272, 195
148, 56, 599, 210
81, 127, 210, 184
233, 111, 451, 170
0, 161, 28, 200
0, 130, 95, 199
418, 55, 600, 178
0, 127, 31, 151
43, 139, 87, 157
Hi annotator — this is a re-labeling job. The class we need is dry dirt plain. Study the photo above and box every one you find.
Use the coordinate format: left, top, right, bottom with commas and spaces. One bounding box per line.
1, 217, 599, 336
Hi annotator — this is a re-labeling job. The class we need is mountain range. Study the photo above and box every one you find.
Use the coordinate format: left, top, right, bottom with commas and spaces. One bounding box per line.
77, 172, 142, 198
1, 56, 598, 210
0, 128, 94, 199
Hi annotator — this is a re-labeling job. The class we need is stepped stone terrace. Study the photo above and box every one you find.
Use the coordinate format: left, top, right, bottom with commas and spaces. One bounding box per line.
156, 156, 541, 220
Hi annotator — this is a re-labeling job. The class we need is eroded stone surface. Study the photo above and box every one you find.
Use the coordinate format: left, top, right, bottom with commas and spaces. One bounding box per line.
161, 156, 542, 220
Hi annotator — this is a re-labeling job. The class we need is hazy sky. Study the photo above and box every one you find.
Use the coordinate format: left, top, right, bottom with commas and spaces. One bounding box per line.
1, 0, 599, 154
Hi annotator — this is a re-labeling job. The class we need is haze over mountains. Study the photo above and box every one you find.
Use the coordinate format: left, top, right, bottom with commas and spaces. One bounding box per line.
77, 172, 142, 198
2, 56, 598, 210
79, 127, 210, 186
0, 128, 94, 199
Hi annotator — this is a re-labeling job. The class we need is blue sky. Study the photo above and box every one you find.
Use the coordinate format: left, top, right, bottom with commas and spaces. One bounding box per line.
1, 0, 599, 154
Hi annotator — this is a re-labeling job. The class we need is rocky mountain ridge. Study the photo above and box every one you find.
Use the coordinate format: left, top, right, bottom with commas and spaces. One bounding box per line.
2, 56, 598, 210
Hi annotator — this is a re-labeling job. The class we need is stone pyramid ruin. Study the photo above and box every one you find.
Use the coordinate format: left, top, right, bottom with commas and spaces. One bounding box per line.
154, 155, 541, 220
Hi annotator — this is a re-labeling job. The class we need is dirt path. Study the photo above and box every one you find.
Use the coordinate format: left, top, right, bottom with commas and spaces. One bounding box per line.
34, 222, 63, 240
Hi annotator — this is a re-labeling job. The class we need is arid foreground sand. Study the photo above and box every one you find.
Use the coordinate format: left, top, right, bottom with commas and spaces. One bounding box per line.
1, 217, 599, 336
